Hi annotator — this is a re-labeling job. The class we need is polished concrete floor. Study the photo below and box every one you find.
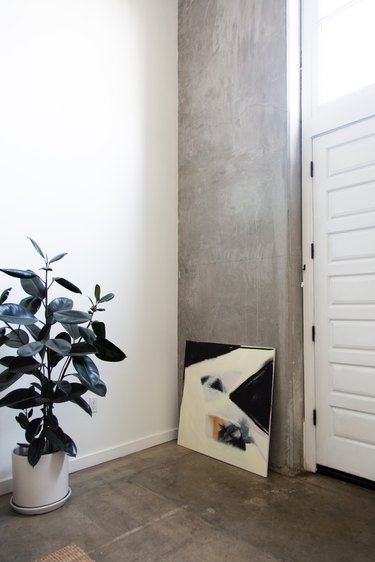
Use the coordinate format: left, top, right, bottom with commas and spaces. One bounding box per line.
0, 441, 374, 562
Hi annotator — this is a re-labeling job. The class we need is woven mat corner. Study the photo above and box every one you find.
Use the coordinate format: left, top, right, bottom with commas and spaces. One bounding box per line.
34, 544, 94, 562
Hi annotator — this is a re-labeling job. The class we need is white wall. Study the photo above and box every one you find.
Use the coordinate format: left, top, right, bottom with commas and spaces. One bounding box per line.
0, 0, 178, 492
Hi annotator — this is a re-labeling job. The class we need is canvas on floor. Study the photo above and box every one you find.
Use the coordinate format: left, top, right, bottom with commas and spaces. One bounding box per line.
178, 341, 275, 477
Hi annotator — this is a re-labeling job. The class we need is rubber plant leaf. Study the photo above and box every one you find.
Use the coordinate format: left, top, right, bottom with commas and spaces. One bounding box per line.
20, 296, 42, 315
45, 338, 72, 356
78, 327, 97, 345
25, 417, 43, 443
48, 252, 67, 264
92, 320, 106, 338
0, 387, 41, 409
0, 303, 38, 325
54, 310, 91, 324
0, 269, 36, 279
0, 370, 24, 392
73, 356, 100, 387
5, 329, 29, 348
95, 337, 126, 362
21, 276, 46, 299
0, 288, 11, 304
71, 396, 92, 416
99, 293, 115, 303
17, 341, 44, 357
53, 277, 82, 294
8, 356, 42, 375
27, 436, 46, 467
45, 426, 77, 457
28, 238, 45, 259
69, 343, 97, 356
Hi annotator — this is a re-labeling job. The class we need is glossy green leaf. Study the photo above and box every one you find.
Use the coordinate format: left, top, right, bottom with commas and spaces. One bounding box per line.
8, 356, 41, 374
78, 327, 97, 345
37, 324, 50, 341
54, 310, 91, 324
27, 436, 46, 466
0, 369, 24, 391
21, 276, 46, 299
94, 284, 100, 301
45, 427, 77, 457
25, 417, 43, 443
0, 288, 11, 305
61, 322, 81, 340
0, 303, 38, 325
73, 356, 100, 387
45, 338, 71, 356
26, 324, 41, 340
54, 277, 82, 294
69, 342, 97, 356
55, 380, 72, 395
99, 293, 114, 303
0, 268, 36, 279
90, 380, 107, 397
28, 238, 45, 259
92, 321, 105, 338
54, 382, 87, 402
71, 396, 92, 416
20, 296, 42, 315
5, 329, 29, 348
48, 297, 73, 314
0, 387, 41, 409
0, 355, 13, 367
15, 412, 29, 430
17, 341, 44, 357
95, 337, 126, 362
49, 252, 67, 264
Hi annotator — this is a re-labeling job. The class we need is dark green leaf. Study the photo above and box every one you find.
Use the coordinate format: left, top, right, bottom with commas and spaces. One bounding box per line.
56, 332, 71, 343
95, 337, 126, 362
54, 277, 82, 294
46, 413, 59, 430
54, 382, 87, 402
45, 338, 71, 356
78, 327, 97, 345
0, 369, 24, 391
99, 293, 115, 303
28, 238, 45, 259
90, 380, 107, 397
0, 356, 14, 367
0, 387, 42, 409
0, 269, 36, 279
27, 436, 46, 466
73, 356, 100, 387
69, 342, 97, 356
15, 412, 29, 430
54, 310, 91, 324
94, 284, 101, 301
17, 341, 44, 357
20, 296, 42, 315
5, 329, 29, 348
45, 427, 77, 457
92, 321, 105, 338
61, 322, 81, 340
71, 396, 92, 416
8, 356, 42, 375
55, 380, 72, 395
49, 252, 67, 264
25, 417, 43, 443
0, 288, 11, 305
26, 324, 41, 340
37, 324, 50, 341
21, 276, 46, 299
0, 303, 38, 325
48, 297, 73, 314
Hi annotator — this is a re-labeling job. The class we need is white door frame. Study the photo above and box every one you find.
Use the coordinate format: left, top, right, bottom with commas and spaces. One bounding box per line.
301, 0, 317, 472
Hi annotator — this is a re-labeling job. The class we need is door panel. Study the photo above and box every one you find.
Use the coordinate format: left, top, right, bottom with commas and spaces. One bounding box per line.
314, 117, 375, 481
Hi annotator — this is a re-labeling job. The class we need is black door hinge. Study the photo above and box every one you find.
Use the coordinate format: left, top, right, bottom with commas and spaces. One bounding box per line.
310, 161, 314, 177
313, 409, 317, 426
311, 243, 314, 259
312, 325, 315, 341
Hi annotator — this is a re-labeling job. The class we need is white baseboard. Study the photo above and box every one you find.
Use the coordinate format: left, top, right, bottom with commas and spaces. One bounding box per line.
0, 428, 178, 497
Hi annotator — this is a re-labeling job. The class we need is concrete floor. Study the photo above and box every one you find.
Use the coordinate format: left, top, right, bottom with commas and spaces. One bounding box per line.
0, 442, 374, 562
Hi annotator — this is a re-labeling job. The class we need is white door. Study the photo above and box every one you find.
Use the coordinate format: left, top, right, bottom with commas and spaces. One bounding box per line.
313, 117, 375, 481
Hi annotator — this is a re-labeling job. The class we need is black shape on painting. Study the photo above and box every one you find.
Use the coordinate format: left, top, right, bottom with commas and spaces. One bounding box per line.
229, 360, 273, 434
184, 340, 240, 368
218, 419, 253, 451
201, 376, 225, 392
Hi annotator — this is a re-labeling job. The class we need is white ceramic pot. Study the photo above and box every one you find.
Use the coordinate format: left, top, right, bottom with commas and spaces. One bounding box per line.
10, 447, 71, 515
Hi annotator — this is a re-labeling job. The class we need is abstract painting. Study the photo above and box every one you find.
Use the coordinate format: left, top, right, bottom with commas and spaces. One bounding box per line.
178, 341, 275, 477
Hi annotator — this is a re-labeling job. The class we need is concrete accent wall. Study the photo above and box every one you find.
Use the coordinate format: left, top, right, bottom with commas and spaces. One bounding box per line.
178, 0, 303, 473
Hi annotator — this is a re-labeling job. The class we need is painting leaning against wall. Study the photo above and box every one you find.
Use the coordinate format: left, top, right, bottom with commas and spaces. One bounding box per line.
178, 341, 276, 477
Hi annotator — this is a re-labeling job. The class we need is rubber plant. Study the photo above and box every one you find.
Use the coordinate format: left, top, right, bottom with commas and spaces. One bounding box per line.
0, 239, 126, 466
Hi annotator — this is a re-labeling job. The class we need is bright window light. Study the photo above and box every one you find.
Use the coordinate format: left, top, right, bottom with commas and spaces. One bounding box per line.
318, 0, 375, 104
